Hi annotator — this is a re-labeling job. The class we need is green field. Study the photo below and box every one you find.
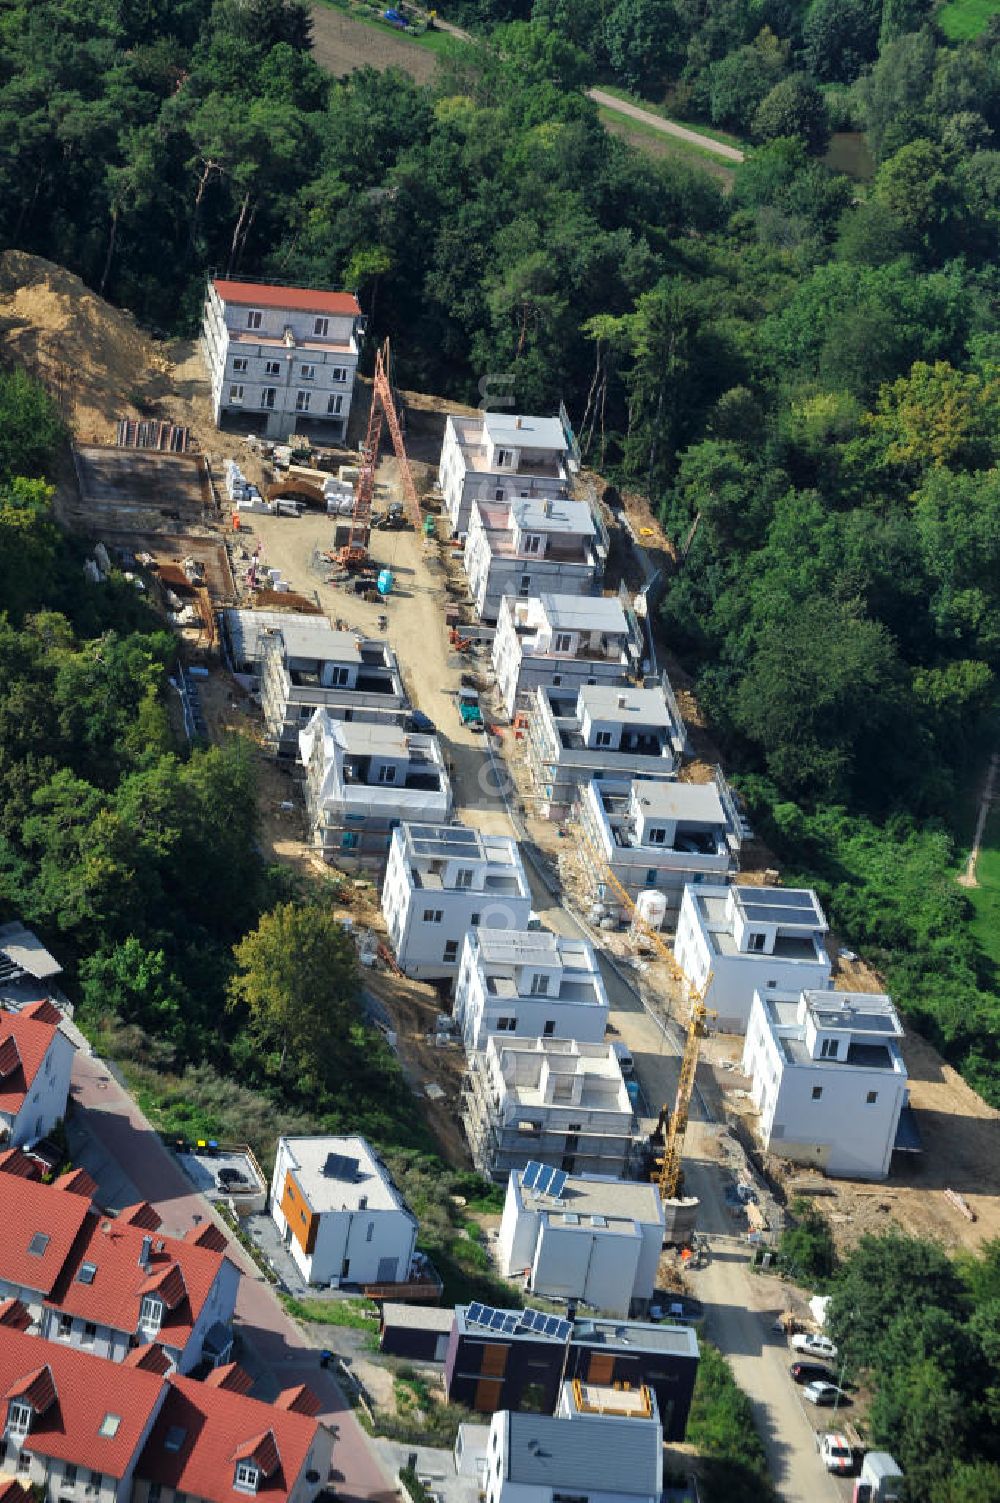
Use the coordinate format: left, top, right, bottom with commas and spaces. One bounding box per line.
937, 0, 1000, 38
967, 806, 1000, 969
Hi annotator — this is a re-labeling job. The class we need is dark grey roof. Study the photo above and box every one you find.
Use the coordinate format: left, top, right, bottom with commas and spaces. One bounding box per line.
505, 1412, 660, 1494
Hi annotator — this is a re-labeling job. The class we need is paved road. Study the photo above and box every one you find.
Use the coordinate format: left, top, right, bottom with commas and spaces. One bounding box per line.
588, 89, 746, 162
68, 1048, 397, 1503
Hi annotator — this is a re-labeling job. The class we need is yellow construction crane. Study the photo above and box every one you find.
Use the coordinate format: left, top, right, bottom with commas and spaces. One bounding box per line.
577, 837, 711, 1202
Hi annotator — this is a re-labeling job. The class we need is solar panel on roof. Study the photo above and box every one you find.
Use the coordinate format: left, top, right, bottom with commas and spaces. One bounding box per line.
490, 1310, 508, 1331
467, 1302, 486, 1327
502, 1313, 521, 1334
521, 1160, 546, 1191
548, 1168, 568, 1200
323, 1152, 359, 1181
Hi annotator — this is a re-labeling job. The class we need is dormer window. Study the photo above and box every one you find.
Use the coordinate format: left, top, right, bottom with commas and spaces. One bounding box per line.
234, 1464, 260, 1495
529, 974, 549, 997
139, 1296, 164, 1337
7, 1400, 32, 1438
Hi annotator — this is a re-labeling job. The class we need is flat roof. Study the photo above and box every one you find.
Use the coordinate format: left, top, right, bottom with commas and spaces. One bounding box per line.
574, 1319, 699, 1359
475, 929, 582, 968
401, 823, 521, 868
733, 885, 826, 931
0, 922, 62, 979
537, 594, 628, 632
577, 684, 671, 726
517, 1169, 662, 1224
224, 609, 325, 667
280, 622, 360, 662
804, 991, 901, 1035
333, 721, 410, 756
506, 1408, 660, 1495
634, 781, 725, 823
381, 1304, 454, 1332
279, 1135, 410, 1216
511, 496, 595, 536
213, 279, 360, 317
483, 413, 567, 452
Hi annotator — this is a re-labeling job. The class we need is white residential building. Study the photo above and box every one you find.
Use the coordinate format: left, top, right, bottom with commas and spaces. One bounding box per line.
454, 930, 609, 1055
674, 884, 832, 1033
493, 594, 643, 720
524, 680, 687, 821
498, 1168, 665, 1317
464, 496, 607, 623
462, 1038, 639, 1182
742, 990, 908, 1180
0, 1001, 75, 1149
439, 413, 572, 539
382, 824, 532, 981
260, 621, 407, 759
270, 1136, 417, 1288
576, 775, 740, 925
201, 278, 363, 440
299, 710, 452, 869
485, 1381, 662, 1503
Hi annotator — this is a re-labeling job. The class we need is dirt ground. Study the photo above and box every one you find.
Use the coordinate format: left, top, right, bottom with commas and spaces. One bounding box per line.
308, 4, 438, 82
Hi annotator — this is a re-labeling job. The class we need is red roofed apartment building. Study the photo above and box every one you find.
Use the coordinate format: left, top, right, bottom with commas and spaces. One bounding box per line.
0, 1325, 331, 1503
0, 1002, 75, 1150
201, 279, 364, 441
0, 1171, 239, 1374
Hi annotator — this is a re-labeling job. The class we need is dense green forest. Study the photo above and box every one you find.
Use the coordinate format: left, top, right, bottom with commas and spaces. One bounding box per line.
1, 0, 1000, 1106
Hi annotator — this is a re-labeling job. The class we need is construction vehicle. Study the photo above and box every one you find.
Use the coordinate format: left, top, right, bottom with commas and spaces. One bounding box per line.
338, 338, 421, 569
574, 824, 711, 1204
458, 686, 484, 731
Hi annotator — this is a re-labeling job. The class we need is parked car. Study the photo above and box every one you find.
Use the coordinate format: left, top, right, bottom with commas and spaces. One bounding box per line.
803, 1381, 846, 1406
792, 1333, 839, 1361
790, 1361, 836, 1385
409, 710, 437, 734
819, 1434, 855, 1475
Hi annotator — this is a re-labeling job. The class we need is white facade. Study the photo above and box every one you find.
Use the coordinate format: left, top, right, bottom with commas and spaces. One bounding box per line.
0, 1009, 75, 1148
485, 1382, 662, 1503
299, 710, 452, 869
576, 775, 740, 925
260, 622, 406, 759
382, 824, 532, 980
462, 1038, 639, 1182
742, 990, 908, 1180
498, 1169, 665, 1317
455, 930, 610, 1055
464, 496, 607, 624
674, 883, 832, 1033
201, 278, 362, 440
525, 680, 687, 821
439, 413, 571, 539
493, 594, 642, 720
270, 1135, 417, 1287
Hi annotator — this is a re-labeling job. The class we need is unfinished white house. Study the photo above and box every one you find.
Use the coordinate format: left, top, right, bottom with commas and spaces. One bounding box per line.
576, 774, 741, 926
673, 883, 832, 1033
299, 710, 452, 868
270, 1134, 417, 1288
382, 823, 532, 981
454, 930, 610, 1055
498, 1166, 665, 1317
742, 990, 908, 1179
464, 495, 608, 623
485, 1381, 663, 1503
260, 620, 407, 758
524, 680, 687, 822
462, 1038, 639, 1182
201, 278, 363, 439
492, 593, 643, 720
439, 413, 572, 539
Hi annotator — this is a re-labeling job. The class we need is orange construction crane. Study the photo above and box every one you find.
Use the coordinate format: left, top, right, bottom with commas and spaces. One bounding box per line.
340, 338, 420, 567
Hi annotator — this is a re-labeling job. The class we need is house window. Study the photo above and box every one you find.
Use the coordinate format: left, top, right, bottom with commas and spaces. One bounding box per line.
86, 1474, 103, 1496
647, 827, 665, 845
543, 1021, 555, 1036
246, 310, 262, 330
645, 870, 658, 885
234, 1465, 260, 1496
147, 1486, 161, 1503
299, 363, 315, 380
64, 1465, 78, 1490
314, 317, 329, 337
523, 534, 541, 554
554, 633, 572, 653
456, 869, 473, 889
422, 909, 443, 924
7, 1401, 32, 1437
529, 974, 549, 996
82, 1323, 96, 1348
331, 366, 348, 383
594, 731, 612, 748
28, 1232, 50, 1257
139, 1295, 164, 1337
232, 357, 248, 374
327, 393, 344, 416
496, 448, 513, 467
811, 1086, 823, 1101
58, 1313, 73, 1339
444, 940, 459, 963
470, 913, 481, 927
229, 384, 245, 404
748, 932, 766, 953
17, 1451, 31, 1476
378, 764, 397, 783
295, 390, 311, 412
98, 1415, 121, 1440
866, 1090, 878, 1104
497, 1017, 517, 1031
260, 388, 276, 410
820, 1039, 837, 1058
264, 359, 281, 377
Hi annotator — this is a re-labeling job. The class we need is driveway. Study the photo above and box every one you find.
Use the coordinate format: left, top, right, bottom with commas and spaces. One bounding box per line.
69, 1049, 397, 1503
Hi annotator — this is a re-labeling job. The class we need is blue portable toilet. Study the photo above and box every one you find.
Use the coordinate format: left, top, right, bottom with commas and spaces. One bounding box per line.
377, 568, 394, 595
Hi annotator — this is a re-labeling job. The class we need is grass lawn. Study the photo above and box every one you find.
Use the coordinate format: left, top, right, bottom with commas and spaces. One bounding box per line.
314, 0, 470, 55
967, 805, 1000, 970
597, 106, 738, 186
937, 0, 1000, 37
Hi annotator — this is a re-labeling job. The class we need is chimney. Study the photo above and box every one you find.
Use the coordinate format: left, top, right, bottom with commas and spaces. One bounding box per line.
139, 1235, 152, 1269
515, 416, 522, 430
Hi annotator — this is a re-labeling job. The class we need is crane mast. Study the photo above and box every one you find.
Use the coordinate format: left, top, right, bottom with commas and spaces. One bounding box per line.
341, 337, 420, 564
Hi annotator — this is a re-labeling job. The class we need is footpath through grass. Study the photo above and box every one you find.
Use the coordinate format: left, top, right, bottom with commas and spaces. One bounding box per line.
594, 81, 747, 151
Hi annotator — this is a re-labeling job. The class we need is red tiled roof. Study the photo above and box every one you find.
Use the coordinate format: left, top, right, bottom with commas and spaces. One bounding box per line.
0, 1176, 93, 1294
0, 1478, 34, 1503
21, 1000, 63, 1026
138, 1374, 322, 1503
120, 1202, 163, 1231
0, 1009, 64, 1117
55, 1168, 97, 1198
45, 1212, 232, 1347
0, 1148, 42, 1180
212, 279, 360, 318
205, 1364, 253, 1395
0, 1326, 165, 1478
232, 1430, 280, 1476
124, 1344, 174, 1376
6, 1363, 57, 1413
0, 1300, 32, 1332
274, 1386, 321, 1418
185, 1222, 228, 1253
